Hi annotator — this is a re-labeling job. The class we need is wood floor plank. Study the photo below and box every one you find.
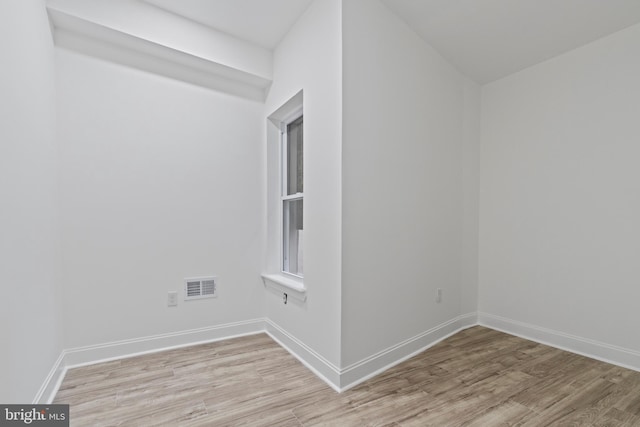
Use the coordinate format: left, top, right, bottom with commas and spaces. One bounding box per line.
54, 328, 640, 426
460, 400, 537, 427
594, 407, 640, 427
512, 377, 576, 413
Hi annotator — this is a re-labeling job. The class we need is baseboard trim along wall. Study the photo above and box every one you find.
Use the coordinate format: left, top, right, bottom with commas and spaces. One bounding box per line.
39, 314, 480, 402
266, 313, 478, 392
339, 313, 478, 391
37, 318, 265, 403
478, 312, 640, 373
33, 352, 66, 404
62, 318, 266, 368
264, 319, 342, 392
39, 312, 640, 404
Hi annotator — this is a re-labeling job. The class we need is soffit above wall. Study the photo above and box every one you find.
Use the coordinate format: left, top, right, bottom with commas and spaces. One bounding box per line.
46, 0, 274, 101
381, 0, 640, 84
143, 0, 314, 49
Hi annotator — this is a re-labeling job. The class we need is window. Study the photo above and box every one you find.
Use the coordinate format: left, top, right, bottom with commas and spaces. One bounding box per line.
281, 115, 303, 277
262, 90, 306, 300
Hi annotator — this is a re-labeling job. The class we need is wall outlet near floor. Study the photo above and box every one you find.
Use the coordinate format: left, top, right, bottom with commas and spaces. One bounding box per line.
168, 291, 178, 307
436, 288, 443, 303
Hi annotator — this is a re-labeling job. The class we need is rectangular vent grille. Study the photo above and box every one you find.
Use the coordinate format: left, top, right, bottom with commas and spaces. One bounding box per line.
184, 276, 218, 300
202, 279, 216, 295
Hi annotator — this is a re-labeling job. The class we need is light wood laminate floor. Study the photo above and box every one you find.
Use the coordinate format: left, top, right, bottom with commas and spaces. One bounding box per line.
54, 326, 640, 426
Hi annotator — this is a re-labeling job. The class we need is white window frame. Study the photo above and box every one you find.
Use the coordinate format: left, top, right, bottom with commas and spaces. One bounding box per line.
279, 108, 304, 278
261, 90, 306, 302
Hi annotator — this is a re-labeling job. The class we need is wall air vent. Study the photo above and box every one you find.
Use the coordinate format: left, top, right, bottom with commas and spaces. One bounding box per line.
184, 276, 218, 301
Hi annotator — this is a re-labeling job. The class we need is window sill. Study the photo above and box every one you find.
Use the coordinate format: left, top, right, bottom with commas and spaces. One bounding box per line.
261, 273, 307, 302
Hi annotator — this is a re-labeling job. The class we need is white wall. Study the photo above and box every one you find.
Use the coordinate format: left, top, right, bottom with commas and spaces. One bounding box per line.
480, 23, 640, 352
56, 49, 266, 348
0, 0, 62, 402
461, 80, 481, 315
263, 0, 343, 368
341, 0, 480, 367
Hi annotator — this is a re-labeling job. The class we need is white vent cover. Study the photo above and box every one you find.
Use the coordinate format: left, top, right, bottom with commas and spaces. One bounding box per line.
184, 276, 218, 301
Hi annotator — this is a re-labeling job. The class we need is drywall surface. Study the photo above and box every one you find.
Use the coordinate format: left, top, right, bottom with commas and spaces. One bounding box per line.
263, 0, 343, 368
56, 49, 266, 348
341, 0, 480, 367
461, 80, 481, 315
480, 23, 640, 351
0, 0, 62, 402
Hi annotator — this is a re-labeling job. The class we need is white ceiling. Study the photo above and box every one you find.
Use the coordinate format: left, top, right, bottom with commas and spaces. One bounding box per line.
381, 0, 640, 83
143, 0, 314, 49
143, 0, 640, 84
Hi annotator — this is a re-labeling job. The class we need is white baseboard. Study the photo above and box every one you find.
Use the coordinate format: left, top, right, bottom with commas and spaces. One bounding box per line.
33, 352, 66, 404
39, 314, 481, 401
44, 311, 639, 404
38, 319, 265, 403
264, 319, 342, 392
478, 312, 640, 373
339, 313, 478, 391
266, 314, 478, 392
62, 318, 265, 369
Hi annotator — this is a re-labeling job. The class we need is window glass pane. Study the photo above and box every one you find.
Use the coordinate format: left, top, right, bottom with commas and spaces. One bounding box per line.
283, 198, 303, 276
286, 117, 303, 195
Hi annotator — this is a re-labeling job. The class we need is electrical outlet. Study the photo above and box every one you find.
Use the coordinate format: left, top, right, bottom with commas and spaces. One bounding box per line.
168, 291, 178, 307
436, 288, 443, 303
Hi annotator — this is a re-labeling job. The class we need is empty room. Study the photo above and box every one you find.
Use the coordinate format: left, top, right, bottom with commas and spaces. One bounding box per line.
2, 0, 640, 425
